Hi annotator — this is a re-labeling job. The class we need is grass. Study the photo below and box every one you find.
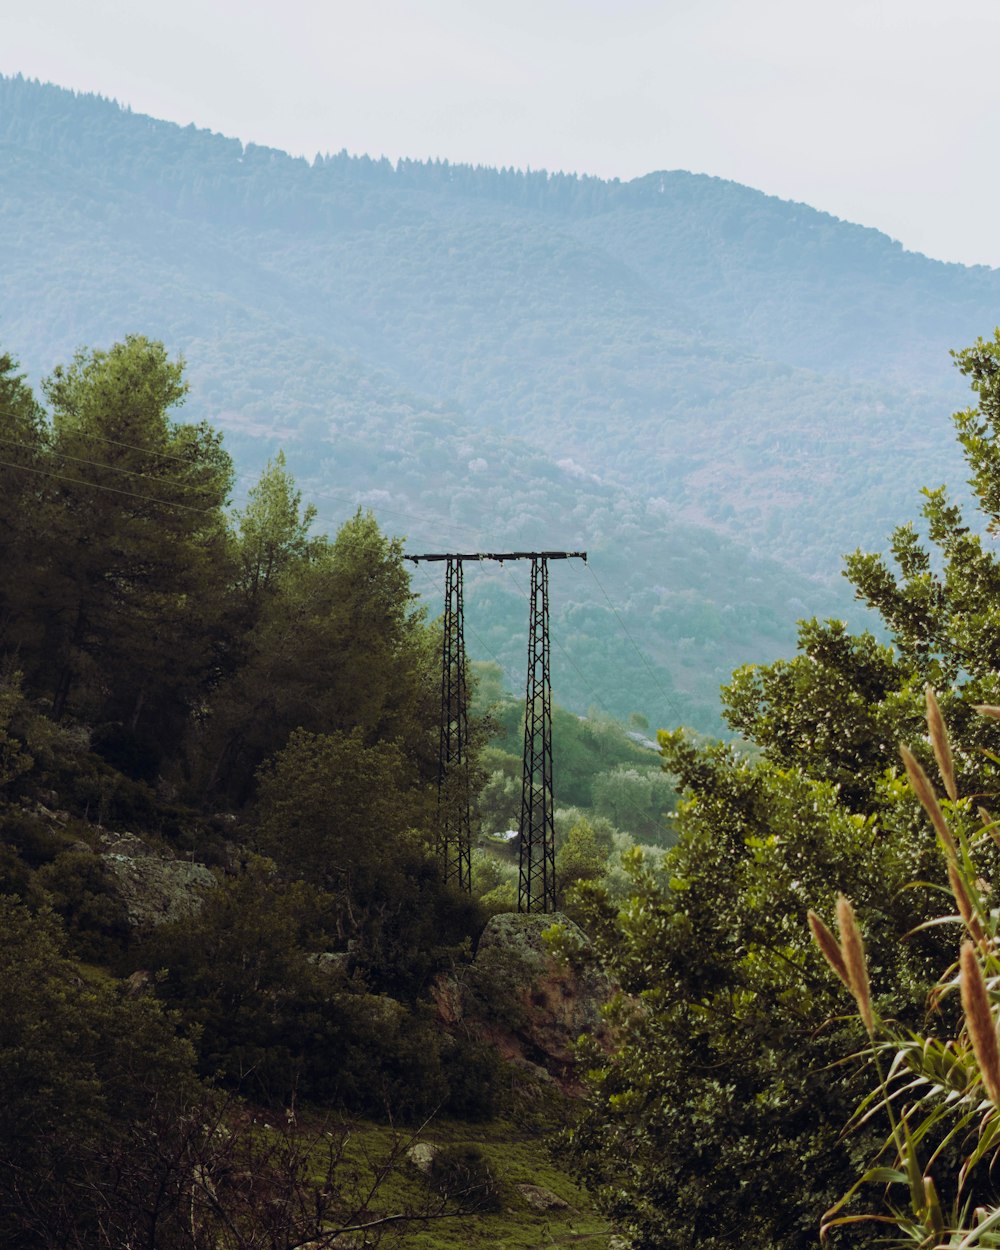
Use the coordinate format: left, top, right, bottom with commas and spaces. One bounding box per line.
330, 1115, 615, 1249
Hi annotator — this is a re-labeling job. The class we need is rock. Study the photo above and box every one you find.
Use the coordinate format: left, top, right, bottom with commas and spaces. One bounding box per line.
506, 1055, 555, 1084
468, 912, 615, 1086
99, 843, 215, 931
97, 829, 162, 859
307, 951, 353, 978
406, 1142, 441, 1175
123, 969, 154, 997
430, 972, 463, 1025
516, 1183, 569, 1211
35, 802, 70, 825
360, 992, 407, 1030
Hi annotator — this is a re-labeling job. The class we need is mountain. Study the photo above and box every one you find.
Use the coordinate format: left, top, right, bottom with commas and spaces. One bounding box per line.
1, 74, 994, 731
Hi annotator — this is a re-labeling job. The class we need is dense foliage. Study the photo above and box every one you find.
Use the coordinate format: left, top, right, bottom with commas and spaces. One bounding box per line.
566, 333, 1000, 1249
473, 660, 678, 846
10, 71, 1000, 1245
0, 335, 525, 1242
0, 894, 236, 1249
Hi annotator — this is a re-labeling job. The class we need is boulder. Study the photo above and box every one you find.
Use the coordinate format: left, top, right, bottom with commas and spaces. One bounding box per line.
307, 950, 353, 978
444, 911, 615, 1088
97, 828, 179, 858
98, 835, 215, 931
406, 1142, 442, 1175
516, 1183, 570, 1211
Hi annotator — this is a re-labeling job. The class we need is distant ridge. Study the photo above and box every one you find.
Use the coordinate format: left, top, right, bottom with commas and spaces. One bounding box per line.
0, 71, 995, 732
2, 71, 977, 267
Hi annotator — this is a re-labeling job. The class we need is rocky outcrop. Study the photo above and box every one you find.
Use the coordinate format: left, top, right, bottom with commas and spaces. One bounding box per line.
438, 911, 615, 1090
95, 829, 216, 931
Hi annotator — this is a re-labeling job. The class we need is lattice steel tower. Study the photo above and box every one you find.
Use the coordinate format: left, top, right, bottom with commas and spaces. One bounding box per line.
408, 550, 585, 901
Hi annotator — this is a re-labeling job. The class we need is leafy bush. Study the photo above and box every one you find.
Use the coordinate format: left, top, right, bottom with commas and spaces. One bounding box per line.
36, 850, 131, 963
564, 332, 1000, 1248
440, 1036, 505, 1121
0, 896, 203, 1247
426, 1144, 501, 1212
0, 809, 73, 867
140, 859, 496, 1119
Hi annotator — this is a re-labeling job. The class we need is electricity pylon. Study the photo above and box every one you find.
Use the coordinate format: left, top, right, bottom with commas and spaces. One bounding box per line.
407, 551, 586, 903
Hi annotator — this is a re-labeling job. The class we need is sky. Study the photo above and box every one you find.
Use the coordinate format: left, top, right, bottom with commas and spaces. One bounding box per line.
4, 0, 1000, 267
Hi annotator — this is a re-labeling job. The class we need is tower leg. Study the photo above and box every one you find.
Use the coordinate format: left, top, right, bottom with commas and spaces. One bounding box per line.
439, 558, 472, 890
518, 557, 556, 913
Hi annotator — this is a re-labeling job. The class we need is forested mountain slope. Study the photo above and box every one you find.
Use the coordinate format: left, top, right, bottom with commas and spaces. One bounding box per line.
1, 74, 994, 730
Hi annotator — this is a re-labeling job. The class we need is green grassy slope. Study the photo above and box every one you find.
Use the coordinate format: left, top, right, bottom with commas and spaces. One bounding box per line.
337, 1117, 613, 1250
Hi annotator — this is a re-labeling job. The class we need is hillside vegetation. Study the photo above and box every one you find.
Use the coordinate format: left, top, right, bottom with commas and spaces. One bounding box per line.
561, 335, 1000, 1249
0, 333, 655, 1245
4, 76, 997, 729
9, 71, 1000, 1250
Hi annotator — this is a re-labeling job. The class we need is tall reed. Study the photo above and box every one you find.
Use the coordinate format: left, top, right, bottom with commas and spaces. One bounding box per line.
811, 688, 1000, 1247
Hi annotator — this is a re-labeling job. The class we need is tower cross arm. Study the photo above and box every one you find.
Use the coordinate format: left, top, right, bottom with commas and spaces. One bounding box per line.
406, 551, 587, 563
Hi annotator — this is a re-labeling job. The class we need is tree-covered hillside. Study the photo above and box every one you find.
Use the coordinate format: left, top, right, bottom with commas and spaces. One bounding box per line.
0, 333, 636, 1246
2, 74, 994, 729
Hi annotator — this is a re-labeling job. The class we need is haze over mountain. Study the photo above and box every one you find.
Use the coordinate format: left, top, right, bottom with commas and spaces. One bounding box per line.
1, 74, 994, 731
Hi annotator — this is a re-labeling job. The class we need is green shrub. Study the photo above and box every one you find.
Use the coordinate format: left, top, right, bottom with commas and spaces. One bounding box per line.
0, 896, 202, 1247
427, 1144, 501, 1212
813, 696, 1000, 1246
441, 1036, 505, 1121
37, 850, 130, 963
0, 809, 73, 866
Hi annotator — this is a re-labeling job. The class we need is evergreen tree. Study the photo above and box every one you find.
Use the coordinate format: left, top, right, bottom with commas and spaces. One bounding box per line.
0, 353, 47, 658
231, 450, 318, 612
196, 509, 437, 804
35, 336, 234, 770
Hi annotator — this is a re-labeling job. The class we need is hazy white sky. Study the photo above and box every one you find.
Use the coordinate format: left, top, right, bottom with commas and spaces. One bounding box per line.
3, 0, 999, 266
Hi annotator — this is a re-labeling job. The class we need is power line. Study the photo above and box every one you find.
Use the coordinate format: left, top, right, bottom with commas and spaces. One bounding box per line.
1, 434, 679, 733
0, 404, 209, 465
0, 432, 223, 497
0, 406, 470, 533
0, 411, 486, 538
0, 434, 489, 545
0, 455, 218, 515
0, 412, 689, 739
0, 428, 686, 726
1, 437, 675, 841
